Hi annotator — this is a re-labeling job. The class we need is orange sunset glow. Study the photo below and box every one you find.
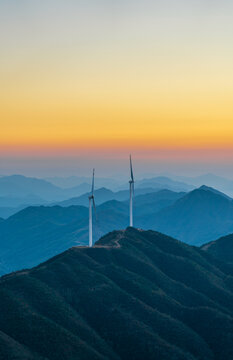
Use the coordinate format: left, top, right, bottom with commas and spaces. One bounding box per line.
1, 0, 233, 175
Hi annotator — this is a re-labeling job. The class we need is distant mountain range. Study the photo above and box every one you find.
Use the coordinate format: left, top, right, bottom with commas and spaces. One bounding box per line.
173, 173, 233, 197
0, 175, 100, 201
1, 228, 233, 359
0, 189, 184, 275
0, 193, 49, 219
0, 194, 45, 207
2, 185, 233, 275
45, 174, 194, 192
0, 175, 62, 200
0, 205, 89, 275
55, 187, 176, 207
144, 185, 233, 246
0, 174, 193, 218
136, 176, 194, 191
45, 175, 123, 190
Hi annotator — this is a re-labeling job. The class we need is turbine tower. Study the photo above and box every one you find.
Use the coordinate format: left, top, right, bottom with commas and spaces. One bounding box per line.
88, 169, 96, 247
129, 155, 134, 227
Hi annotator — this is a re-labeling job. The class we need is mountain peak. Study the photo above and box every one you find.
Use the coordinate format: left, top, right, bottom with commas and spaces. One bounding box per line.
196, 185, 231, 199
1, 228, 233, 359
199, 185, 215, 191
94, 227, 180, 251
144, 184, 233, 246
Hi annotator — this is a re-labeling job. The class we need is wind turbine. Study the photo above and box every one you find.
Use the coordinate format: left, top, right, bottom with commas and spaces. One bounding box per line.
129, 155, 134, 227
88, 169, 96, 247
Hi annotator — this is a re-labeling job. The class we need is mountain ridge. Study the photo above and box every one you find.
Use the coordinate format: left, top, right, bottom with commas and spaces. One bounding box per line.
147, 187, 233, 245
1, 228, 233, 359
0, 175, 101, 203
0, 189, 186, 275
201, 233, 233, 263
1, 186, 233, 274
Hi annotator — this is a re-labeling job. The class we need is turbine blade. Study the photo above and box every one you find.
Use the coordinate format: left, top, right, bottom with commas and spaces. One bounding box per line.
130, 155, 134, 182
93, 197, 97, 220
91, 168, 95, 195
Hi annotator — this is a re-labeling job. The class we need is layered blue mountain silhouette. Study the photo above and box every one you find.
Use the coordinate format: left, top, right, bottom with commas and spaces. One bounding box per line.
0, 174, 191, 218
1, 184, 233, 275
147, 186, 233, 245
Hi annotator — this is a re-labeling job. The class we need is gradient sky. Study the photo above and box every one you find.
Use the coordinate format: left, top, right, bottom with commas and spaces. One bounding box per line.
1, 0, 233, 177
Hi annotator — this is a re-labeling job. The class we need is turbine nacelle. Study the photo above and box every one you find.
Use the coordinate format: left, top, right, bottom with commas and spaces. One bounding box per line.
130, 154, 134, 182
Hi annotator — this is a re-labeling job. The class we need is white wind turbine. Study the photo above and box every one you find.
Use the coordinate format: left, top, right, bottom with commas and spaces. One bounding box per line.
88, 169, 96, 247
129, 155, 134, 227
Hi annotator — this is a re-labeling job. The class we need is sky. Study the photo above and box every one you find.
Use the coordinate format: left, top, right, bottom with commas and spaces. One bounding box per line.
1, 0, 233, 177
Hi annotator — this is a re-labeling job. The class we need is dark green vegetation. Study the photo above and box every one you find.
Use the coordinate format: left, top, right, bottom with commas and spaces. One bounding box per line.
201, 233, 233, 263
1, 228, 233, 359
